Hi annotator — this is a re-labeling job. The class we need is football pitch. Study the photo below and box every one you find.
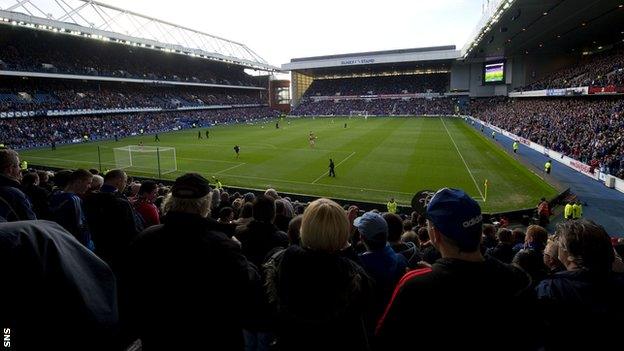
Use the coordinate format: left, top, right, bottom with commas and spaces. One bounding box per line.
19, 116, 559, 213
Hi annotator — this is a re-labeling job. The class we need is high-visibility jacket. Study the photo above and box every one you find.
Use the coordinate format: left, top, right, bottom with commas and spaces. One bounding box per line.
564, 203, 573, 219
387, 201, 398, 214
572, 204, 583, 219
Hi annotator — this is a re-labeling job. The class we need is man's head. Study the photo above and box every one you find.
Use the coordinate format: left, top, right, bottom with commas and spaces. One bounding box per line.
103, 169, 128, 192
383, 213, 403, 243
526, 225, 548, 247
252, 195, 276, 223
138, 180, 158, 203
354, 211, 389, 251
264, 188, 279, 200
0, 149, 21, 181
496, 228, 513, 244
22, 172, 39, 187
482, 223, 496, 239
426, 188, 483, 254
89, 175, 104, 192
162, 173, 212, 217
66, 169, 93, 195
556, 219, 614, 273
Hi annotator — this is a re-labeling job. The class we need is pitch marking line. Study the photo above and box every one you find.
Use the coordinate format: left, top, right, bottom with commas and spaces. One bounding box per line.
214, 163, 246, 175
311, 151, 357, 184
440, 118, 485, 199
213, 171, 415, 196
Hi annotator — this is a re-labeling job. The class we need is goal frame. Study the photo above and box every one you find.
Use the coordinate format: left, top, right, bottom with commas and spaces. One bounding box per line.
113, 145, 178, 177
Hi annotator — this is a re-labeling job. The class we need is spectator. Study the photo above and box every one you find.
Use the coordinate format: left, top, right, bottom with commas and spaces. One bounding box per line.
118, 173, 254, 351
536, 219, 624, 349
543, 237, 564, 274
513, 225, 549, 285
133, 180, 160, 227
481, 223, 497, 251
235, 195, 288, 268
384, 212, 421, 268
89, 174, 104, 193
84, 169, 144, 269
264, 198, 374, 351
274, 199, 292, 232
218, 206, 235, 223
376, 188, 531, 350
21, 171, 51, 219
234, 201, 253, 230
355, 211, 407, 334
0, 148, 36, 221
0, 220, 119, 351
487, 228, 515, 264
537, 197, 553, 227
417, 225, 441, 263
286, 214, 303, 246
49, 169, 94, 249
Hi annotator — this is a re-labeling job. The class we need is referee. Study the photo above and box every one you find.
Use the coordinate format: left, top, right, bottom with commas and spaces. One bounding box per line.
328, 159, 335, 177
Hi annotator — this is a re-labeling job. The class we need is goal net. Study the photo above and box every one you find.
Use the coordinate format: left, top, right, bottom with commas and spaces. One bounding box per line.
349, 110, 369, 118
113, 145, 177, 177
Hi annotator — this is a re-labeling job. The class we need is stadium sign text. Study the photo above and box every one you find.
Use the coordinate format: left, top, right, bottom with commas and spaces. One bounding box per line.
340, 58, 376, 65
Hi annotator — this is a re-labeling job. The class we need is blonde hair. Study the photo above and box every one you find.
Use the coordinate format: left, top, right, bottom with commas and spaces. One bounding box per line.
161, 192, 212, 218
300, 198, 350, 252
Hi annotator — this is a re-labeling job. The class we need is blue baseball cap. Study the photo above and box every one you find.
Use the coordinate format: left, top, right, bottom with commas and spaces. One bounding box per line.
426, 188, 483, 250
353, 211, 388, 243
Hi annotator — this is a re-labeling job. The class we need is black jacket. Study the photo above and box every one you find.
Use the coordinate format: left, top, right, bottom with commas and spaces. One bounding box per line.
118, 211, 254, 351
264, 245, 374, 351
487, 242, 515, 264
0, 220, 118, 351
84, 189, 143, 269
376, 256, 532, 350
22, 183, 51, 219
536, 269, 624, 350
236, 220, 288, 268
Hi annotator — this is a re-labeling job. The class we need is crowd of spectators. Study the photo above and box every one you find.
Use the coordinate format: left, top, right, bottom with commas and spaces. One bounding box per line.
0, 79, 265, 112
292, 97, 456, 116
522, 46, 624, 90
1, 148, 623, 350
0, 26, 260, 87
304, 73, 449, 96
471, 97, 624, 177
0, 107, 280, 149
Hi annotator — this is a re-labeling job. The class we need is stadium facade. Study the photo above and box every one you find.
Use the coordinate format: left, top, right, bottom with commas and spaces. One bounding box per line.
284, 0, 624, 104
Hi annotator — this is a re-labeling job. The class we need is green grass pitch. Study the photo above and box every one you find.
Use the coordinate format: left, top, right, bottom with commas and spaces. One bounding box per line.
19, 116, 559, 213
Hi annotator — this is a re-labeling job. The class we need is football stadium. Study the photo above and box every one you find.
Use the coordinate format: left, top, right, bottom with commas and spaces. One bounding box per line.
2, 0, 624, 350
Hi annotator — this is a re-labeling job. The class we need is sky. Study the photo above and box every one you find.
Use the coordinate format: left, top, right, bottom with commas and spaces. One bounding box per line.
101, 0, 484, 67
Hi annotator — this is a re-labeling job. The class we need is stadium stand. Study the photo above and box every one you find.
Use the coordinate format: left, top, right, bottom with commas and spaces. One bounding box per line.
520, 46, 624, 91
471, 97, 624, 178
303, 73, 449, 96
0, 107, 279, 149
0, 25, 260, 87
0, 79, 265, 113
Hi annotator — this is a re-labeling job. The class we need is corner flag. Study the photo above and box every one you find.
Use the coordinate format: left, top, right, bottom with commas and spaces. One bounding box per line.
484, 179, 489, 202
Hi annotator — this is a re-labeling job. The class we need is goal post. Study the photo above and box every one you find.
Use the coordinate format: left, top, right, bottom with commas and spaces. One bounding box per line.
113, 145, 177, 177
349, 110, 369, 118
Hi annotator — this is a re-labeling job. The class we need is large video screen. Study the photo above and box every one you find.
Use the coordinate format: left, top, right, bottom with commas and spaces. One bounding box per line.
483, 60, 506, 84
